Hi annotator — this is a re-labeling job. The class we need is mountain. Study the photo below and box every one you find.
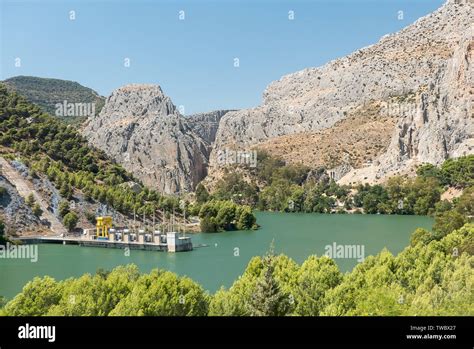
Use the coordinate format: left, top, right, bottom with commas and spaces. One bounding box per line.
186, 110, 234, 144
2, 76, 105, 125
209, 0, 473, 185
83, 84, 221, 194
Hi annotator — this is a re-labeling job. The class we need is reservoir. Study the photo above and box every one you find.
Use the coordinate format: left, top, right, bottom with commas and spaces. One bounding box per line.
0, 212, 433, 299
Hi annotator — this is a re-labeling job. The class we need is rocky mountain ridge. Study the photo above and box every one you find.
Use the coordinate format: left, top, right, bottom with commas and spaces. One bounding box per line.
186, 110, 234, 144
83, 84, 229, 193
11, 1, 472, 192
209, 0, 473, 184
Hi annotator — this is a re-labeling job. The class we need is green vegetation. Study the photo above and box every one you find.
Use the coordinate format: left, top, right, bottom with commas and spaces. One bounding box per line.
3, 223, 472, 316
195, 183, 210, 204
58, 200, 70, 218
206, 152, 473, 219
25, 193, 35, 207
417, 156, 474, 188
246, 244, 292, 316
0, 219, 6, 244
198, 200, 256, 232
3, 76, 105, 125
0, 84, 256, 232
213, 172, 259, 206
62, 212, 78, 232
2, 265, 209, 316
32, 203, 43, 217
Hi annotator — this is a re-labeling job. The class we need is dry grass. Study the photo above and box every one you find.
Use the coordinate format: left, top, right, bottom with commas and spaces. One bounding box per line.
255, 101, 397, 170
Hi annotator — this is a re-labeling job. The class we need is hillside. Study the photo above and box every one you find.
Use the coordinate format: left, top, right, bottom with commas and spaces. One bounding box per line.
186, 110, 235, 144
2, 76, 105, 125
209, 0, 473, 185
83, 84, 229, 194
0, 84, 160, 236
0, 84, 256, 236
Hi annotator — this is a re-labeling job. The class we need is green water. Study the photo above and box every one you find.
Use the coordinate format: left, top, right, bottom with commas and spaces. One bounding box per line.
0, 212, 433, 299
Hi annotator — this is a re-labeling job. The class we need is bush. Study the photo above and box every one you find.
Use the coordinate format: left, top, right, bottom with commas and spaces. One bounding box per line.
63, 212, 79, 232
85, 211, 96, 224
433, 211, 466, 239
26, 193, 35, 207
58, 200, 70, 218
32, 203, 43, 217
200, 216, 218, 232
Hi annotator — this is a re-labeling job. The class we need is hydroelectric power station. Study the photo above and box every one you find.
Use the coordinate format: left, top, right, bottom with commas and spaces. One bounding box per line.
15, 215, 193, 253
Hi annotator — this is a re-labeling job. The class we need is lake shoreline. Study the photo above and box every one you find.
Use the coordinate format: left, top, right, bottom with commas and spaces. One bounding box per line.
0, 212, 434, 299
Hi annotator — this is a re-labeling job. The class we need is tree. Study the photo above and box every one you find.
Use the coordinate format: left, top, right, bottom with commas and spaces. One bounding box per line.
351, 285, 407, 316
259, 178, 293, 211
215, 201, 236, 230
85, 211, 96, 224
195, 183, 210, 204
200, 216, 218, 232
416, 163, 444, 184
409, 228, 432, 246
213, 173, 258, 206
60, 182, 72, 200
454, 187, 474, 217
0, 219, 6, 244
4, 276, 62, 316
63, 212, 78, 232
287, 185, 305, 212
47, 265, 140, 316
109, 270, 209, 316
440, 155, 474, 187
32, 203, 43, 217
294, 256, 342, 316
236, 206, 256, 230
26, 193, 35, 207
247, 246, 291, 316
433, 211, 466, 239
363, 193, 379, 214
198, 200, 255, 232
58, 200, 70, 217
0, 296, 6, 310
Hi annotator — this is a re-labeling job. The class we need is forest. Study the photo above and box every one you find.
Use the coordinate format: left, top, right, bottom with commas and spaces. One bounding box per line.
206, 150, 473, 221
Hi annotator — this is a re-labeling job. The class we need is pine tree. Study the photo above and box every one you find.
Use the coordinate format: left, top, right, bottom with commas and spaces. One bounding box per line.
195, 183, 209, 204
58, 200, 70, 218
32, 203, 43, 217
26, 193, 35, 207
248, 242, 290, 316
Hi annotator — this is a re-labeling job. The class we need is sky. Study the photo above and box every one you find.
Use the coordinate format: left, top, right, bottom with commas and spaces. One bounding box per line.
0, 0, 445, 114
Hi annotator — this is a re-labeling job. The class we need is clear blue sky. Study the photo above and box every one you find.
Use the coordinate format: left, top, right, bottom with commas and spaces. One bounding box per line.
0, 0, 445, 114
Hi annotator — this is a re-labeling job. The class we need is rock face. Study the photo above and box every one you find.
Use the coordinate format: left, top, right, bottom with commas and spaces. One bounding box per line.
0, 175, 42, 235
210, 0, 473, 184
83, 84, 212, 194
186, 110, 234, 144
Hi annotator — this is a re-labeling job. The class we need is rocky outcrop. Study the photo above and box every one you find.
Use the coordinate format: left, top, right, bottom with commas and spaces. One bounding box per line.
187, 110, 234, 144
210, 0, 473, 184
83, 84, 211, 194
0, 175, 42, 235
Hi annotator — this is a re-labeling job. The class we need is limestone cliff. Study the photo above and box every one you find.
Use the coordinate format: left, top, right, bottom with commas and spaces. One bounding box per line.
83, 84, 211, 194
210, 0, 473, 184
